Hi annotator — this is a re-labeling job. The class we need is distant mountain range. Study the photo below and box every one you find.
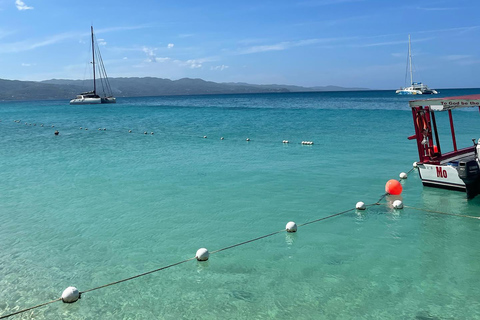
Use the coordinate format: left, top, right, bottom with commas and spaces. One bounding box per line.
0, 77, 368, 101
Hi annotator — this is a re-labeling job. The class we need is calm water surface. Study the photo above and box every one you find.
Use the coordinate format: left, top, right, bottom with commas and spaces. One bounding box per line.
1, 89, 480, 319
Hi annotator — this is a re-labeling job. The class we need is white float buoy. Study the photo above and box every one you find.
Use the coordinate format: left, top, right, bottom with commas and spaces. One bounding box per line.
144, 131, 147, 134
151, 132, 154, 135
356, 201, 366, 210
399, 172, 408, 179
196, 248, 209, 261
128, 130, 132, 133
80, 127, 82, 130
246, 138, 250, 141
61, 286, 80, 303
286, 221, 297, 233
392, 200, 404, 209
283, 140, 289, 144
203, 136, 207, 138
103, 128, 106, 131
413, 162, 418, 168
220, 137, 224, 140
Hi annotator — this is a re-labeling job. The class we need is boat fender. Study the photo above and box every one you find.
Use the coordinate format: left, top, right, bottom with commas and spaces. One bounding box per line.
476, 138, 480, 158
415, 112, 427, 132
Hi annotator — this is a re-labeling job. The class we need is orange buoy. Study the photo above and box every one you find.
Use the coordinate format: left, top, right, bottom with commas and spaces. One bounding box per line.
385, 179, 402, 195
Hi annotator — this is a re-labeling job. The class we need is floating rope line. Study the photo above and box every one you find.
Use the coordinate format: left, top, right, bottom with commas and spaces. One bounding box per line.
376, 167, 416, 204
0, 202, 363, 319
403, 205, 480, 220
10, 119, 317, 144
1, 164, 473, 319
0, 298, 62, 320
80, 257, 197, 295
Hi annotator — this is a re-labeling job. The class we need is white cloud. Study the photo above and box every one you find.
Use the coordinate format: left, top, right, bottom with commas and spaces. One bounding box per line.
142, 46, 157, 62
239, 42, 289, 54
185, 59, 202, 68
237, 38, 325, 54
443, 55, 473, 61
97, 38, 107, 46
167, 43, 174, 49
211, 65, 229, 71
15, 0, 33, 10
0, 32, 76, 53
442, 55, 479, 66
21, 62, 33, 67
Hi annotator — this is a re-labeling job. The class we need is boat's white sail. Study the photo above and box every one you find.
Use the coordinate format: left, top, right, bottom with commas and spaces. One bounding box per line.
70, 26, 116, 105
396, 35, 437, 95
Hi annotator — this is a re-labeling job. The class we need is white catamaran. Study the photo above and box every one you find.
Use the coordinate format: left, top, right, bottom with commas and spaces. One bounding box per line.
70, 26, 116, 105
396, 35, 437, 95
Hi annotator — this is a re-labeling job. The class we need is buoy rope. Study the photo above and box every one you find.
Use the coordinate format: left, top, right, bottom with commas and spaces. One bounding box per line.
80, 257, 197, 294
376, 167, 416, 204
0, 204, 364, 319
403, 205, 480, 220
210, 231, 284, 254
298, 207, 356, 227
10, 120, 315, 143
0, 298, 62, 319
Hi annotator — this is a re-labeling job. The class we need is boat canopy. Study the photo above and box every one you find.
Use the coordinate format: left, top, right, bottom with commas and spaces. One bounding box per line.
409, 94, 480, 110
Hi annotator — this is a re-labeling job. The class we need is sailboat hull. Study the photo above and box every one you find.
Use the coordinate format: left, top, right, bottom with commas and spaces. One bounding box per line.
101, 97, 116, 103
70, 97, 102, 105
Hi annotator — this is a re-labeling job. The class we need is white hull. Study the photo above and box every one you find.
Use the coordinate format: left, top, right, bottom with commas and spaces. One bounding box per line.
418, 163, 465, 191
396, 87, 422, 95
70, 98, 102, 104
101, 97, 116, 103
70, 97, 102, 105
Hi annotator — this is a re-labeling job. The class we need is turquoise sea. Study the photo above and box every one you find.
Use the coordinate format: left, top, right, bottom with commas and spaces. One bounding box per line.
1, 89, 480, 319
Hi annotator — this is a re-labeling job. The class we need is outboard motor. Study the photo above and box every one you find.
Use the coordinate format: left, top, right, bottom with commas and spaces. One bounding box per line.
458, 160, 480, 182
458, 147, 480, 198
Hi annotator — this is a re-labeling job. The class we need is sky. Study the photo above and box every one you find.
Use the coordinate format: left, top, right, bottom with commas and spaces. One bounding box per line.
0, 0, 479, 90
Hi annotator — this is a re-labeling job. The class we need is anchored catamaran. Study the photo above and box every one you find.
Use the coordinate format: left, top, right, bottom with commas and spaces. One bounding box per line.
70, 26, 116, 105
396, 35, 437, 95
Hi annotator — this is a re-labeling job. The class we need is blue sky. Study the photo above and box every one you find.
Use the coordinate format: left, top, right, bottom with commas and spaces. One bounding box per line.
0, 0, 479, 89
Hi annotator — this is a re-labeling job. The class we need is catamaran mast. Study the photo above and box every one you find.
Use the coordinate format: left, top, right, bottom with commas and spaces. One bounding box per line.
408, 34, 413, 86
91, 26, 96, 95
